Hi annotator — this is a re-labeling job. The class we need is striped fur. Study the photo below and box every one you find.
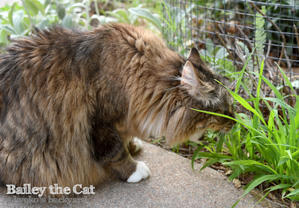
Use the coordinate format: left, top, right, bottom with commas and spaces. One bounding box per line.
0, 23, 234, 191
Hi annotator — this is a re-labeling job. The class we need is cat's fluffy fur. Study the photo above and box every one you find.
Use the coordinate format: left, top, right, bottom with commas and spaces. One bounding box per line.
0, 23, 233, 191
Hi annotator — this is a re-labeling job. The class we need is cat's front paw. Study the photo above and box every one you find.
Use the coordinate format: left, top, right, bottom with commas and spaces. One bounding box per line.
128, 137, 143, 155
127, 161, 151, 183
132, 137, 143, 152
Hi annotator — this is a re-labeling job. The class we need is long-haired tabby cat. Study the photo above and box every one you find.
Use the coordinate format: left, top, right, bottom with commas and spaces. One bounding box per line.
0, 23, 234, 192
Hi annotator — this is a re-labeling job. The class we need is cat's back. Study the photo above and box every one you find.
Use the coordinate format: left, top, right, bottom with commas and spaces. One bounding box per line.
0, 24, 182, 120
0, 28, 69, 93
96, 23, 175, 63
0, 23, 176, 83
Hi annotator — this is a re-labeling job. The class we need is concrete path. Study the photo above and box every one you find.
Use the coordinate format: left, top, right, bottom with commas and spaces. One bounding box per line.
0, 142, 279, 208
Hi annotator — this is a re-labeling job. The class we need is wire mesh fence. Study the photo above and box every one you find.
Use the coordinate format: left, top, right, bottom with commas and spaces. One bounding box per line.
162, 0, 299, 86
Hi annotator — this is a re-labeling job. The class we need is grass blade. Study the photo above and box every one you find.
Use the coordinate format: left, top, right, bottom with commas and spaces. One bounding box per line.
241, 175, 282, 198
191, 108, 263, 135
223, 160, 278, 174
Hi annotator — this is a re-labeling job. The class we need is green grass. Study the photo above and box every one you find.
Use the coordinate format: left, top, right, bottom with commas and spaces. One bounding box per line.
192, 60, 299, 203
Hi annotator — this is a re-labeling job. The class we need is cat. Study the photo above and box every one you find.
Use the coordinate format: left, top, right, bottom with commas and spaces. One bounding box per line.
0, 23, 234, 193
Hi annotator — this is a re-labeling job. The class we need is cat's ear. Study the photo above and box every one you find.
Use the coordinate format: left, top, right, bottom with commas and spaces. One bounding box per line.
188, 47, 201, 64
187, 47, 212, 73
180, 60, 204, 96
181, 60, 216, 100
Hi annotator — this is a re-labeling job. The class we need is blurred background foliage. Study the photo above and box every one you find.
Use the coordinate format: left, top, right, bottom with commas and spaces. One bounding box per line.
0, 0, 163, 48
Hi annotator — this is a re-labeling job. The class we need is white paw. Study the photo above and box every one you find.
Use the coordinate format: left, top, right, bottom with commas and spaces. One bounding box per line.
133, 137, 143, 152
127, 161, 151, 183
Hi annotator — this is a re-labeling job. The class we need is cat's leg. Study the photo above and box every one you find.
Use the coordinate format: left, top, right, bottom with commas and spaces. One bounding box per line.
92, 125, 150, 183
127, 137, 143, 156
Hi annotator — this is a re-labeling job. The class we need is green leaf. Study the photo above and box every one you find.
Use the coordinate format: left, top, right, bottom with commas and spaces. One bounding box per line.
267, 109, 275, 132
62, 14, 73, 28
241, 175, 282, 198
277, 156, 290, 167
276, 64, 296, 95
194, 151, 232, 160
261, 76, 283, 100
0, 30, 9, 46
263, 97, 295, 115
107, 9, 130, 23
200, 158, 219, 171
13, 11, 26, 34
56, 3, 66, 20
292, 150, 299, 160
31, 0, 44, 15
191, 108, 263, 136
191, 145, 205, 169
24, 0, 39, 16
215, 79, 266, 125
228, 90, 266, 125
0, 25, 16, 34
256, 59, 264, 99
44, 0, 51, 7
236, 40, 250, 57
228, 168, 243, 181
216, 134, 225, 153
128, 7, 162, 30
215, 47, 228, 60
223, 160, 277, 174
8, 2, 16, 26
285, 188, 299, 199
266, 184, 291, 192
205, 38, 214, 56
36, 18, 50, 29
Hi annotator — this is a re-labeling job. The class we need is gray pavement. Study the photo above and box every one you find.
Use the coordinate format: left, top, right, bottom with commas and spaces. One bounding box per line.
0, 142, 279, 208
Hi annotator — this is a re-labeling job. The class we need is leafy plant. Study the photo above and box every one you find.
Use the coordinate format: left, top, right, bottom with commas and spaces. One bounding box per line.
105, 5, 162, 32
161, 0, 195, 55
0, 0, 78, 47
192, 60, 299, 204
0, 0, 163, 49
